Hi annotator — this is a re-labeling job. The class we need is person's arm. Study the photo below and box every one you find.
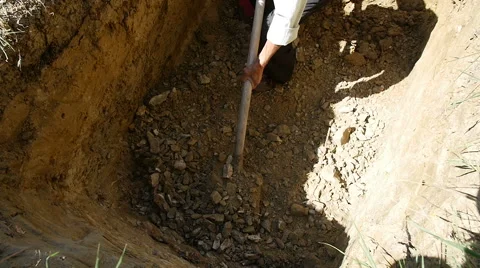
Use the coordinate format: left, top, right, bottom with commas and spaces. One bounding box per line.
243, 0, 307, 88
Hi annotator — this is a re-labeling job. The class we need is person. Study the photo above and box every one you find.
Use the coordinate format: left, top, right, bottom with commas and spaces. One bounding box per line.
240, 0, 328, 89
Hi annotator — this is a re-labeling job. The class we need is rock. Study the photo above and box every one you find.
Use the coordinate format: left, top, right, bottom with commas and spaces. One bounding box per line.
266, 151, 274, 159
136, 105, 147, 116
247, 234, 262, 243
220, 238, 233, 251
277, 220, 286, 231
150, 173, 160, 187
290, 204, 309, 216
198, 74, 211, 85
205, 214, 225, 222
226, 183, 237, 196
147, 132, 161, 154
333, 127, 356, 146
149, 91, 169, 106
275, 124, 291, 137
261, 219, 272, 233
211, 191, 222, 204
232, 230, 246, 244
213, 233, 222, 250
223, 222, 233, 237
275, 238, 285, 249
222, 164, 233, 179
266, 133, 282, 142
345, 52, 366, 66
222, 126, 233, 134
243, 226, 255, 233
174, 159, 187, 171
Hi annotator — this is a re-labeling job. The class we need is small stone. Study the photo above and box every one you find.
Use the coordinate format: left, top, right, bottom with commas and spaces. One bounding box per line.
211, 191, 222, 204
277, 220, 286, 231
226, 183, 237, 196
264, 105, 271, 111
243, 226, 255, 233
198, 74, 211, 85
222, 164, 233, 179
220, 238, 233, 251
333, 127, 356, 146
213, 233, 222, 250
275, 124, 291, 137
275, 238, 285, 249
290, 204, 309, 216
218, 153, 227, 162
174, 159, 187, 170
261, 220, 272, 233
205, 214, 225, 222
147, 132, 161, 154
222, 126, 233, 134
266, 133, 282, 142
247, 234, 261, 243
345, 52, 367, 66
136, 105, 147, 116
150, 173, 160, 187
223, 222, 233, 237
266, 151, 274, 159
149, 91, 169, 106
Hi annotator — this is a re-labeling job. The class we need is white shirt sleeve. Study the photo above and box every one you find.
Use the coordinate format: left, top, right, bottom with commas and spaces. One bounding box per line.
267, 0, 307, 46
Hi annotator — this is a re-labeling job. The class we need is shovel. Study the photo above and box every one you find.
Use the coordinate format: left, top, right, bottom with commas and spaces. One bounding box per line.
233, 0, 266, 171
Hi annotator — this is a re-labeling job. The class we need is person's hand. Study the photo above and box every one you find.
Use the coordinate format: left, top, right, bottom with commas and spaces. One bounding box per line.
242, 59, 264, 89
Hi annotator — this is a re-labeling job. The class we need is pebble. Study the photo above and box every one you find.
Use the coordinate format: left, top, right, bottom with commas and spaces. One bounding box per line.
266, 133, 282, 142
198, 74, 211, 85
223, 222, 233, 237
149, 91, 170, 106
150, 173, 160, 187
213, 233, 222, 250
275, 124, 291, 137
247, 234, 261, 243
275, 238, 285, 249
211, 191, 222, 204
205, 214, 225, 222
220, 238, 233, 251
174, 159, 187, 170
147, 132, 161, 154
136, 105, 147, 116
290, 204, 309, 216
333, 127, 356, 146
261, 219, 272, 233
222, 164, 233, 179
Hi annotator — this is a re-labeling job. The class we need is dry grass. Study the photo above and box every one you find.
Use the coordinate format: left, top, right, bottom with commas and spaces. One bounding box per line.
0, 0, 45, 62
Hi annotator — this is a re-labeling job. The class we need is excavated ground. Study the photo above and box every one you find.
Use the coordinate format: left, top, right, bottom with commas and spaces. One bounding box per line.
128, 0, 437, 266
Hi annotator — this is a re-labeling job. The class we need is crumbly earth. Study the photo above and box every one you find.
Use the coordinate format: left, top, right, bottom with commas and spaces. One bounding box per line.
128, 0, 438, 266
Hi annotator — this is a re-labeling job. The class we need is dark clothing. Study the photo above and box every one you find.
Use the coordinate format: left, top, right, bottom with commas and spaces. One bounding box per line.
249, 0, 327, 83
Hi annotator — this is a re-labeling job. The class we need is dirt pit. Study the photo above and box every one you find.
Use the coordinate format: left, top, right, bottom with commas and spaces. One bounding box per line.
1, 0, 480, 267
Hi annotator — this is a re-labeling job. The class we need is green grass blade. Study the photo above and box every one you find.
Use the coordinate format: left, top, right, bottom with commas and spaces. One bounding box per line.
318, 242, 346, 255
355, 224, 377, 268
45, 251, 59, 268
410, 220, 480, 258
95, 243, 101, 268
115, 244, 127, 268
